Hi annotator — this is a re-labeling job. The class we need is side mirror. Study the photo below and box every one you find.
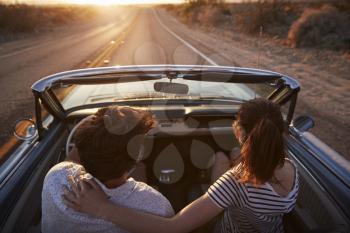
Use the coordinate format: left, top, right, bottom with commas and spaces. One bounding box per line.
13, 118, 38, 141
291, 115, 315, 133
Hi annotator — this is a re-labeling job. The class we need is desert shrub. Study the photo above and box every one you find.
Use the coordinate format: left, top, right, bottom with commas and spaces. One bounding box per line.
231, 1, 296, 36
161, 4, 178, 12
167, 0, 229, 26
197, 5, 231, 26
287, 4, 350, 50
0, 4, 96, 33
177, 0, 206, 24
182, 0, 205, 15
0, 4, 40, 32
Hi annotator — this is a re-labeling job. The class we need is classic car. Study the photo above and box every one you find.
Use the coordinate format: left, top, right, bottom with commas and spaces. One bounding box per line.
0, 65, 349, 233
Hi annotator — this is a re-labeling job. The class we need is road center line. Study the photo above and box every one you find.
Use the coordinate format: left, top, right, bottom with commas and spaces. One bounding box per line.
153, 9, 218, 66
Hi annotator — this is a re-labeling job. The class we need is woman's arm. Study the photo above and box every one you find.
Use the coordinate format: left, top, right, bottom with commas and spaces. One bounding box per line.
63, 179, 223, 233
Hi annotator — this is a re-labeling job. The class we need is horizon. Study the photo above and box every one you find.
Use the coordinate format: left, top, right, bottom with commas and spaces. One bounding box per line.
0, 0, 185, 5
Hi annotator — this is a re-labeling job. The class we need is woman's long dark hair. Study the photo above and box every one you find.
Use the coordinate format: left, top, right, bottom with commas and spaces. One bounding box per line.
234, 98, 286, 185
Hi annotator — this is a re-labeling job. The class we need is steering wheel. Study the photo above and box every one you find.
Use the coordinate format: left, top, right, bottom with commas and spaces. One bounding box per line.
65, 115, 94, 158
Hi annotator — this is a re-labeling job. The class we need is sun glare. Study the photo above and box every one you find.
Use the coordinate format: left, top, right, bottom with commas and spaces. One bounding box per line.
71, 0, 116, 5
1, 0, 182, 5
70, 0, 171, 5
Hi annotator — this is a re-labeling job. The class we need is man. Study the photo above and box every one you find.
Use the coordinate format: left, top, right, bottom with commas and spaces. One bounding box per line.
41, 106, 174, 233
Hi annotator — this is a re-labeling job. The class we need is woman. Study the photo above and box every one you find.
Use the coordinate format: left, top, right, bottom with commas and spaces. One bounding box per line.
63, 98, 299, 233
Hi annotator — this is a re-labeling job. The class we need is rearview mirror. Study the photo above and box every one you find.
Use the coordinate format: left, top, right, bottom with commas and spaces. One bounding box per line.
13, 118, 38, 141
291, 115, 315, 132
154, 82, 189, 95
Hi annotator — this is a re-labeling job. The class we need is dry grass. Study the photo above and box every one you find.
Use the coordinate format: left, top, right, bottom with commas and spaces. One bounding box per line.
0, 4, 96, 34
287, 4, 350, 50
165, 0, 350, 51
229, 1, 297, 36
197, 5, 231, 26
165, 1, 299, 36
163, 1, 230, 26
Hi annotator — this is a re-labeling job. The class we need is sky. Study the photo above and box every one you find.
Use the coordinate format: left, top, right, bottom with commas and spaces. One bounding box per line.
1, 0, 185, 4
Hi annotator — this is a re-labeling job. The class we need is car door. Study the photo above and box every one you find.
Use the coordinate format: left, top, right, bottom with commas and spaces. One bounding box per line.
285, 123, 350, 232
0, 116, 67, 233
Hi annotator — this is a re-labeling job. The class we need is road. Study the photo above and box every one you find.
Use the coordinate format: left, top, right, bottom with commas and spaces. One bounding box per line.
0, 6, 348, 160
109, 9, 211, 66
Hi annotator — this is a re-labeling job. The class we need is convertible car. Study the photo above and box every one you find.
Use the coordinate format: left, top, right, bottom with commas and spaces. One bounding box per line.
0, 65, 349, 233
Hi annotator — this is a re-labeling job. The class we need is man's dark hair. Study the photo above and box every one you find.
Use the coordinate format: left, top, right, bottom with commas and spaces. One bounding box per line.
74, 106, 155, 182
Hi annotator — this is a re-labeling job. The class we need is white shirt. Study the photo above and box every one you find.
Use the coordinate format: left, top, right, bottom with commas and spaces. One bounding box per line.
42, 161, 174, 233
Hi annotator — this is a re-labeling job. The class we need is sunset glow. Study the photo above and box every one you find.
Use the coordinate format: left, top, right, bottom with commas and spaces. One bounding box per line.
1, 0, 183, 5
71, 0, 117, 5
71, 0, 163, 5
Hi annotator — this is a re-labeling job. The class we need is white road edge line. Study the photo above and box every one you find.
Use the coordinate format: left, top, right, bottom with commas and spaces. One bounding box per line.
153, 9, 218, 66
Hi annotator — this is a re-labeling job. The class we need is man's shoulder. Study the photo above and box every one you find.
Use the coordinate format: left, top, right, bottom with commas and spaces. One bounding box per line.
42, 162, 111, 227
131, 180, 164, 198
43, 161, 84, 193
131, 179, 154, 190
127, 180, 175, 217
47, 161, 83, 175
46, 161, 84, 179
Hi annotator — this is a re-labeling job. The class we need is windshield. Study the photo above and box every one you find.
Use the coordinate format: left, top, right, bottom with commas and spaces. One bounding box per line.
52, 77, 276, 110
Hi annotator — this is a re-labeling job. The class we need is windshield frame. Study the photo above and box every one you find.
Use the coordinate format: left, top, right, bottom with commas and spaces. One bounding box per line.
32, 65, 300, 136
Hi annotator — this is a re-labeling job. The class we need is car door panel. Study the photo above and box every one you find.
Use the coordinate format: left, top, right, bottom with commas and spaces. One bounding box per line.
285, 130, 350, 232
0, 123, 67, 233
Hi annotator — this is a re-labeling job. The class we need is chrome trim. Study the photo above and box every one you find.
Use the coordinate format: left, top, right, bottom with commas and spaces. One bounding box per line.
31, 65, 300, 92
281, 75, 300, 90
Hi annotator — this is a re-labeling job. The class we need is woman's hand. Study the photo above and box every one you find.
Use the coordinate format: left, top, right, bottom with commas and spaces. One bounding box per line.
62, 176, 111, 218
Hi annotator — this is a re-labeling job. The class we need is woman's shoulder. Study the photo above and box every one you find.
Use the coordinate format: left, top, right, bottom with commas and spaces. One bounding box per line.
264, 159, 299, 198
221, 168, 242, 184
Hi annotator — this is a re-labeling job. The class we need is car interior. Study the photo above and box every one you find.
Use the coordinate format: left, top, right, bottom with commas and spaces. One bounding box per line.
4, 105, 349, 233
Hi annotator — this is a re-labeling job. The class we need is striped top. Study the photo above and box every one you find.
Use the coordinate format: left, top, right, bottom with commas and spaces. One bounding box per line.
207, 160, 298, 233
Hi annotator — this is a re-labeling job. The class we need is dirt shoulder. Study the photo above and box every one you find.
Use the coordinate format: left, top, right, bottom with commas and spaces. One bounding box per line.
159, 9, 350, 160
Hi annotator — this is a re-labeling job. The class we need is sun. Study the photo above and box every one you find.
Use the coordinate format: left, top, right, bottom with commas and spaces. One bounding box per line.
71, 0, 117, 5
70, 0, 165, 5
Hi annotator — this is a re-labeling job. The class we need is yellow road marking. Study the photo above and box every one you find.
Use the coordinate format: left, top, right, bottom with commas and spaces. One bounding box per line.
87, 14, 138, 68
